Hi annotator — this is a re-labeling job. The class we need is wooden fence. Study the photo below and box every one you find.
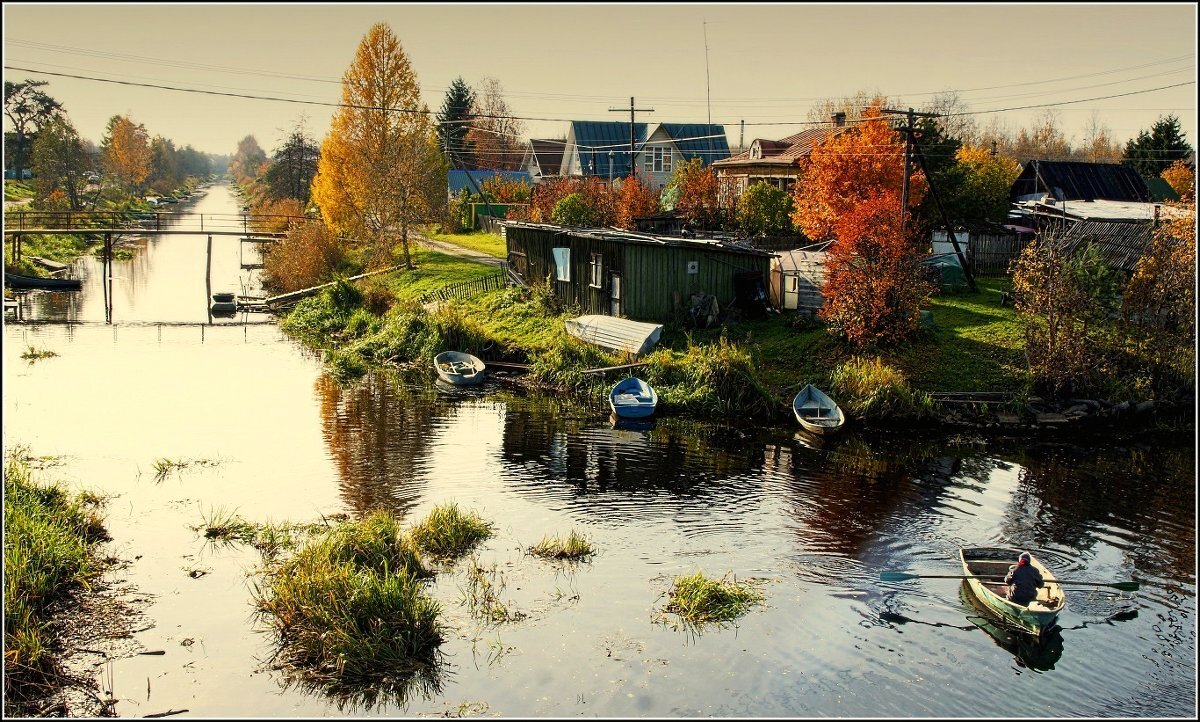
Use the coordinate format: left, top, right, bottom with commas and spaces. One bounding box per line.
965, 232, 1029, 276
418, 272, 509, 305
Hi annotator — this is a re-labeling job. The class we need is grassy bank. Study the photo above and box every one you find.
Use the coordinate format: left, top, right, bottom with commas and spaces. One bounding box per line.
279, 267, 1032, 421
4, 453, 106, 703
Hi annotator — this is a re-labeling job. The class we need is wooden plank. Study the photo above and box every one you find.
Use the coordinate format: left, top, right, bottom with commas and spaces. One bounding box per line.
580, 361, 649, 375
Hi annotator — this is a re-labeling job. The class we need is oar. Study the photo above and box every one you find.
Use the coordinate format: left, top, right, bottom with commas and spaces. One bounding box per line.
880, 571, 1139, 592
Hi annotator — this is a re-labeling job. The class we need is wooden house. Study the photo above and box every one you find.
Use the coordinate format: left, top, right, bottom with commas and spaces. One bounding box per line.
712, 113, 850, 198
558, 121, 729, 187
502, 222, 774, 323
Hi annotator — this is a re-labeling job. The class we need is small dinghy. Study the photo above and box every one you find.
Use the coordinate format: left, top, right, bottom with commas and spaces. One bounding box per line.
434, 351, 486, 386
792, 384, 845, 435
608, 377, 658, 419
960, 547, 1065, 637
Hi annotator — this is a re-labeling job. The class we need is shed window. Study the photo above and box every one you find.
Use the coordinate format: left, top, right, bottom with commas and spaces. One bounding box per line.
552, 247, 571, 282
589, 253, 603, 288
788, 276, 798, 293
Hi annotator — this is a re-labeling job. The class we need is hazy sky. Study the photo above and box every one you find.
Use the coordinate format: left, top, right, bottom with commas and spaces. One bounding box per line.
3, 3, 1196, 157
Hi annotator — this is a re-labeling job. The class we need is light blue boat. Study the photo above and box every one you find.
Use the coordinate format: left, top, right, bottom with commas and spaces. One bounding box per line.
608, 377, 658, 419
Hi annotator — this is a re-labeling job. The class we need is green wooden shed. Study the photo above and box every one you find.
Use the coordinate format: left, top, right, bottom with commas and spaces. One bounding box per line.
502, 222, 775, 323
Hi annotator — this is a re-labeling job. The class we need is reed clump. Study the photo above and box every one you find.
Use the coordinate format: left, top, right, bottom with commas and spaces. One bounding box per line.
828, 355, 934, 421
528, 530, 595, 560
254, 510, 441, 686
662, 571, 764, 627
4, 454, 106, 700
408, 503, 494, 561
646, 337, 777, 418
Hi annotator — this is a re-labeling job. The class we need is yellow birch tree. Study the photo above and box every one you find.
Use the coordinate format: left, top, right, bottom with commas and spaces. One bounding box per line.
311, 23, 447, 270
101, 114, 151, 196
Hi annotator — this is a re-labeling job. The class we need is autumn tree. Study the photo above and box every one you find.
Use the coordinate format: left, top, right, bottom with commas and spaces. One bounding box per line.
918, 91, 979, 146
466, 77, 526, 171
948, 144, 1022, 225
552, 192, 595, 226
614, 173, 660, 230
262, 220, 345, 293
4, 79, 64, 177
101, 114, 151, 195
263, 121, 320, 204
1010, 232, 1121, 398
1076, 112, 1123, 163
31, 115, 85, 209
437, 77, 475, 169
736, 182, 793, 236
229, 135, 266, 184
311, 23, 448, 270
1121, 202, 1196, 396
527, 176, 614, 226
147, 136, 181, 194
1010, 110, 1072, 163
662, 158, 725, 231
806, 90, 897, 125
1160, 160, 1195, 200
1123, 115, 1194, 177
792, 102, 920, 242
818, 192, 934, 348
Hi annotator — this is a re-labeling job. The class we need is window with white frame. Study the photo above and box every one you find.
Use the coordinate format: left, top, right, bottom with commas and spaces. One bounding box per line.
646, 146, 673, 173
589, 253, 603, 288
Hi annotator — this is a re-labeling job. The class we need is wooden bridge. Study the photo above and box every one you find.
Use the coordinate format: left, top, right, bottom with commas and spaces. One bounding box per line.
2, 210, 302, 236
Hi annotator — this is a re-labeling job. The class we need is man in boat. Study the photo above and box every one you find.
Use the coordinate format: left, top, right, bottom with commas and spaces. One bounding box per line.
1004, 551, 1044, 606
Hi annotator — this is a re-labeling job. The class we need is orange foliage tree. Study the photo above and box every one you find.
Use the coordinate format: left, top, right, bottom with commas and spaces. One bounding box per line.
664, 158, 726, 230
524, 176, 615, 226
792, 102, 922, 242
817, 192, 935, 348
614, 173, 660, 230
1161, 160, 1195, 200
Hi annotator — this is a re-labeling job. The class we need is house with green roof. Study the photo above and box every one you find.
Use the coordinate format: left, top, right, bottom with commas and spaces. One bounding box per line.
559, 121, 729, 187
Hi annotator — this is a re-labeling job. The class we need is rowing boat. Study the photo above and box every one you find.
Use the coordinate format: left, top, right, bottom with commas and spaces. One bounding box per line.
434, 351, 486, 386
608, 377, 658, 419
792, 384, 845, 435
960, 547, 1065, 636
4, 272, 82, 291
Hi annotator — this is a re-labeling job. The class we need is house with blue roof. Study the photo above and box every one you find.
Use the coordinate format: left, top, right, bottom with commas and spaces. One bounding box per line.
559, 121, 730, 187
448, 169, 532, 196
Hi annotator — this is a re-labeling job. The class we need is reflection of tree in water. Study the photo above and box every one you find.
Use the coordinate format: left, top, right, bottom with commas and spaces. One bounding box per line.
782, 432, 977, 558
276, 657, 446, 715
993, 440, 1194, 586
316, 369, 445, 519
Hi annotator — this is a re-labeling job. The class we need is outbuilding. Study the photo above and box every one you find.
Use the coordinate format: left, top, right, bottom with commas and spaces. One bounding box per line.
502, 222, 774, 324
770, 245, 828, 314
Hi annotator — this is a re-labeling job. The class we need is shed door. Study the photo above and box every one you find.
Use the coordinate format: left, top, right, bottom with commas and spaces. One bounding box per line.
609, 272, 622, 317
785, 274, 798, 310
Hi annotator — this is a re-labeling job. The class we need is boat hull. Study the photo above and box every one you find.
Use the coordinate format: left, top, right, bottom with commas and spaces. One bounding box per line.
609, 377, 658, 419
4, 272, 82, 291
792, 384, 845, 435
434, 351, 486, 386
960, 547, 1064, 636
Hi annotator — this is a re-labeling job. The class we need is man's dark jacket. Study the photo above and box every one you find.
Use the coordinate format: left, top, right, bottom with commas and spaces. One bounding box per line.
1005, 563, 1044, 605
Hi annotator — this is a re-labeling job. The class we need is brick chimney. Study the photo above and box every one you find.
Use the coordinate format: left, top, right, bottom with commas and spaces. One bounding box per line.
832, 112, 846, 127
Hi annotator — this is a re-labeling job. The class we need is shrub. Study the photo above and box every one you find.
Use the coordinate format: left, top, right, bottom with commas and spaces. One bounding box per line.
644, 337, 777, 418
614, 173, 660, 230
262, 221, 345, 293
737, 182, 794, 236
828, 356, 932, 421
551, 192, 596, 227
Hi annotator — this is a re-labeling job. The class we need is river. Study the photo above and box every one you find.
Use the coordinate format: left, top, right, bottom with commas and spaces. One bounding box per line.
3, 184, 1195, 717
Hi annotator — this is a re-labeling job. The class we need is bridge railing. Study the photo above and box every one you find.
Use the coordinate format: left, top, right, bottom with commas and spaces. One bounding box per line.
3, 211, 310, 235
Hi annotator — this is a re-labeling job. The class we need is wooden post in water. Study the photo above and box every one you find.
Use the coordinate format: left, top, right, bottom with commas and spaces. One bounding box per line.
205, 234, 213, 325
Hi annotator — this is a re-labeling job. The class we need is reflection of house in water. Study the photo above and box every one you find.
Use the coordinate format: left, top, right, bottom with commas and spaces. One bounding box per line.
316, 372, 441, 518
499, 406, 762, 516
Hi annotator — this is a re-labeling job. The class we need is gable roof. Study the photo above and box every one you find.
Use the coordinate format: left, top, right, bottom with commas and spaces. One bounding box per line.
448, 169, 532, 195
1009, 161, 1150, 203
713, 126, 849, 168
570, 121, 648, 178
1055, 219, 1154, 273
655, 123, 730, 165
528, 139, 565, 176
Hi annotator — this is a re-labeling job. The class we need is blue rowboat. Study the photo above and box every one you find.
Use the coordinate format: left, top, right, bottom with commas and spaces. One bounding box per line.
608, 377, 658, 419
792, 384, 845, 435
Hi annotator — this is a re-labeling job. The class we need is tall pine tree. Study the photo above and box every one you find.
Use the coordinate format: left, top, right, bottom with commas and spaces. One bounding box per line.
437, 77, 475, 169
1124, 115, 1194, 177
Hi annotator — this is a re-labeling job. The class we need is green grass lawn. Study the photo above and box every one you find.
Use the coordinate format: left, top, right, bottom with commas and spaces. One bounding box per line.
3, 181, 35, 203
427, 231, 506, 258
380, 247, 506, 302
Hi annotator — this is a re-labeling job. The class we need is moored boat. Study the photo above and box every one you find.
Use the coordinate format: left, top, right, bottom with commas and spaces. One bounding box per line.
4, 272, 82, 291
434, 351, 486, 386
960, 547, 1065, 636
792, 384, 845, 435
608, 377, 658, 419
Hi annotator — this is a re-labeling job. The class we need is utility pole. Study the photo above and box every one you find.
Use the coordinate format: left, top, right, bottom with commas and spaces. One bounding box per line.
740, 119, 745, 152
883, 106, 976, 292
609, 97, 654, 177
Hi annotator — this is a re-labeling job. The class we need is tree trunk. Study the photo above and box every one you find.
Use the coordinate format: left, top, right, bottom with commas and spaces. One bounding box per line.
401, 219, 413, 270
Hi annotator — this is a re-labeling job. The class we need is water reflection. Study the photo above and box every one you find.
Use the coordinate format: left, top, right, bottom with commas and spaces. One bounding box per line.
275, 656, 446, 715
960, 582, 1065, 671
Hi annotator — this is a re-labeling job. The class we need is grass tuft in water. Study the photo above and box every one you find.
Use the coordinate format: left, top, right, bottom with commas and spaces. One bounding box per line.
254, 510, 442, 686
408, 503, 493, 561
20, 346, 58, 362
4, 453, 107, 701
528, 530, 595, 560
662, 571, 764, 627
460, 556, 525, 624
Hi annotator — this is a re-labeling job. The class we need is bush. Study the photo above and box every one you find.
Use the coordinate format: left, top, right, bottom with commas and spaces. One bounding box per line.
551, 192, 596, 226
737, 182, 794, 236
262, 221, 345, 293
828, 356, 932, 421
644, 337, 777, 418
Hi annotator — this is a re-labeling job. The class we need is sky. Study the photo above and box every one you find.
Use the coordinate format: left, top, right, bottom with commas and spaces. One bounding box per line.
3, 2, 1197, 159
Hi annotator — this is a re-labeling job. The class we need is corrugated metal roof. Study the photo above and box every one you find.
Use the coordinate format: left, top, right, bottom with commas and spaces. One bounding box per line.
571, 121, 647, 178
774, 249, 829, 272
1009, 161, 1150, 203
657, 123, 730, 165
501, 221, 777, 258
713, 126, 847, 168
1056, 219, 1154, 273
1015, 199, 1174, 222
449, 170, 532, 194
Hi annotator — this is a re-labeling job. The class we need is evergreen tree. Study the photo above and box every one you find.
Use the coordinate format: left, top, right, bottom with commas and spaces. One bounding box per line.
437, 77, 475, 169
1124, 115, 1194, 177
